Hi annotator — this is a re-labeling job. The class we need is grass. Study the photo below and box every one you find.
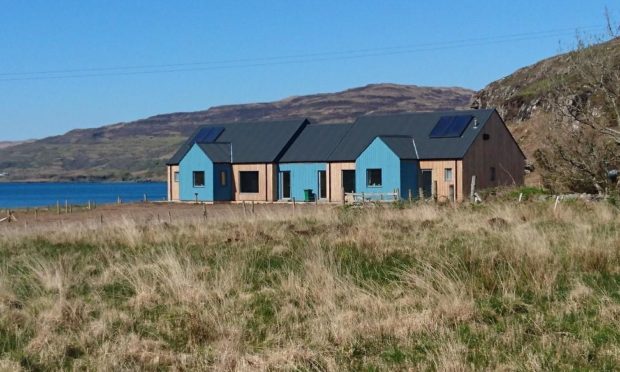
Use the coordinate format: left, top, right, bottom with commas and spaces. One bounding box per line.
0, 200, 619, 370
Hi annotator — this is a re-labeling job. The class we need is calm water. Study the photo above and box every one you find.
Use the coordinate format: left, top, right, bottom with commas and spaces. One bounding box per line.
0, 182, 167, 209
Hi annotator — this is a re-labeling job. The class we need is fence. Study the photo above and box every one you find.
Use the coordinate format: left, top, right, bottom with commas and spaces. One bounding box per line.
345, 191, 400, 204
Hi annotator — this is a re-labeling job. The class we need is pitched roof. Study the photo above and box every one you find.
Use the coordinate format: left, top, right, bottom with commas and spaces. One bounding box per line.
328, 109, 496, 161
279, 123, 353, 163
197, 143, 232, 163
167, 118, 309, 165
378, 136, 419, 160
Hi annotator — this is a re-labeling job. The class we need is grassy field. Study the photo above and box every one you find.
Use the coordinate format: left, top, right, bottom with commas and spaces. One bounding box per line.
0, 200, 619, 370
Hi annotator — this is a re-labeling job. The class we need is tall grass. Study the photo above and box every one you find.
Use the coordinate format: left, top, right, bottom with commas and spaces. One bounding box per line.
0, 201, 619, 370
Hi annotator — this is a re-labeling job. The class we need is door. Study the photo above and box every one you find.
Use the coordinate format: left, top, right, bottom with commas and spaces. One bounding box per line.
318, 170, 327, 199
342, 170, 356, 193
280, 171, 291, 199
420, 169, 432, 198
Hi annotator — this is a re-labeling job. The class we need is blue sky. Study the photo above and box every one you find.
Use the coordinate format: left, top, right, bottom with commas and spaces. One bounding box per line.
1, 1, 617, 140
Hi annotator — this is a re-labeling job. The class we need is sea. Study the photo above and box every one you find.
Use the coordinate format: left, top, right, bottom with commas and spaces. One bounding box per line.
0, 182, 167, 209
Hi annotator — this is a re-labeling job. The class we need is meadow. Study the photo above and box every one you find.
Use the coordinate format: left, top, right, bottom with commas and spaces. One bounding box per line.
0, 199, 619, 370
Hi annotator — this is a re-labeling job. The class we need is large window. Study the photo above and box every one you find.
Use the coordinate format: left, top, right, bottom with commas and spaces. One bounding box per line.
366, 169, 382, 187
240, 171, 259, 193
174, 172, 179, 182
444, 168, 453, 182
193, 171, 205, 187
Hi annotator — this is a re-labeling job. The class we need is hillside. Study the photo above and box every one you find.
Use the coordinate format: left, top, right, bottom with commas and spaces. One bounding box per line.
0, 141, 30, 150
0, 84, 473, 181
472, 37, 620, 181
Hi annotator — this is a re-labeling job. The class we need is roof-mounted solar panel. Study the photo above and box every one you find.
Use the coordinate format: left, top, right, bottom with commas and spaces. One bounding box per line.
429, 115, 473, 138
195, 127, 224, 143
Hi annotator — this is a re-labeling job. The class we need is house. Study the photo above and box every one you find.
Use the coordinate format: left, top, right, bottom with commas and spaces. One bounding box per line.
166, 119, 309, 202
166, 109, 525, 203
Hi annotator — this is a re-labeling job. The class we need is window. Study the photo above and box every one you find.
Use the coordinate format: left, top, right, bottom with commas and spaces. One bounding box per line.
280, 171, 291, 199
483, 133, 490, 141
193, 171, 205, 187
342, 170, 356, 193
490, 167, 496, 182
174, 172, 179, 182
240, 171, 259, 193
220, 171, 227, 187
366, 169, 382, 187
444, 168, 453, 182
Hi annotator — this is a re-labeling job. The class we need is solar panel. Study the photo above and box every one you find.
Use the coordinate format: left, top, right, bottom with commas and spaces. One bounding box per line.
204, 127, 224, 142
429, 116, 473, 138
194, 127, 224, 143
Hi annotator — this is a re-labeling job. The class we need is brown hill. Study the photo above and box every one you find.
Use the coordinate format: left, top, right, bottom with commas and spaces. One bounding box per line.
0, 84, 473, 181
471, 37, 620, 184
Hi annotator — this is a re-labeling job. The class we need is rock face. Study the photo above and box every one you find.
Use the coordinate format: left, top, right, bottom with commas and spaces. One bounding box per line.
471, 37, 620, 186
472, 37, 620, 123
0, 83, 474, 181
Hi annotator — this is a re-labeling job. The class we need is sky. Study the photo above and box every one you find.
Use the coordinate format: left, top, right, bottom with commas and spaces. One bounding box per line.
1, 1, 618, 141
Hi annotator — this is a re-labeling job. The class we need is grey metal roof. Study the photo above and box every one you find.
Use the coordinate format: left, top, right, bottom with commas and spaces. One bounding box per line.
328, 109, 496, 161
198, 143, 232, 163
279, 123, 353, 163
167, 118, 309, 165
378, 136, 419, 160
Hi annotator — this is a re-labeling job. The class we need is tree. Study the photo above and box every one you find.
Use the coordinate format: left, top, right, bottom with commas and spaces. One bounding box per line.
535, 12, 620, 194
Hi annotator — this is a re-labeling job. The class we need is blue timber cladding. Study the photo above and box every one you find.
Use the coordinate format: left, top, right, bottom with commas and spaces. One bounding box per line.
179, 143, 233, 201
213, 164, 233, 201
355, 138, 418, 200
400, 160, 419, 199
179, 144, 214, 201
277, 163, 326, 201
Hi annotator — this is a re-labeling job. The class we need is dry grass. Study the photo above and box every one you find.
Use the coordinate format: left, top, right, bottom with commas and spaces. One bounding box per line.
0, 200, 619, 370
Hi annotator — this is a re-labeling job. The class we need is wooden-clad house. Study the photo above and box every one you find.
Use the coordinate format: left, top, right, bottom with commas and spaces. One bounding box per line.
166, 109, 525, 203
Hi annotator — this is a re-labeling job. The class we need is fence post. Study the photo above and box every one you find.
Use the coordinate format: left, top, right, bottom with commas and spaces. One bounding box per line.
35, 208, 38, 220
117, 196, 121, 205
292, 197, 296, 212
56, 201, 60, 215
518, 193, 523, 203
419, 187, 424, 200
144, 193, 148, 203
65, 200, 68, 214
408, 189, 412, 203
88, 200, 91, 210
341, 187, 345, 205
243, 201, 247, 217
395, 188, 399, 201
432, 181, 437, 201
470, 175, 476, 203
251, 201, 255, 214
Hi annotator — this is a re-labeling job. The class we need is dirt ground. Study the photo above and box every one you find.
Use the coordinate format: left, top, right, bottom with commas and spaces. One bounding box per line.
0, 202, 330, 232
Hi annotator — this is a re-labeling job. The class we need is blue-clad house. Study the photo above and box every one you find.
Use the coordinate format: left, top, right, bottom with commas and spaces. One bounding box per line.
178, 143, 232, 202
276, 123, 352, 201
354, 136, 419, 200
166, 109, 526, 203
